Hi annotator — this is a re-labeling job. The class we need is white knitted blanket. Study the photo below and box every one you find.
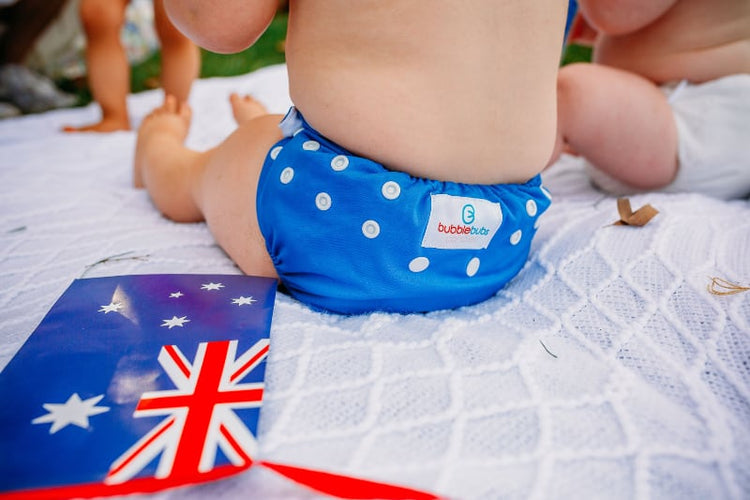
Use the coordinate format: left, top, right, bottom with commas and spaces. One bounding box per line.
1, 65, 748, 499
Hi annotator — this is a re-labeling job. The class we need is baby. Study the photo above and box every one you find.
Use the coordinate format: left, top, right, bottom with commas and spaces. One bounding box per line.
134, 0, 567, 314
553, 0, 750, 199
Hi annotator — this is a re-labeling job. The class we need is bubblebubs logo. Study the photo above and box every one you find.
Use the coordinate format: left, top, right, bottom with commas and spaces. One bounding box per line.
433, 203, 491, 236
437, 222, 490, 236
422, 195, 503, 250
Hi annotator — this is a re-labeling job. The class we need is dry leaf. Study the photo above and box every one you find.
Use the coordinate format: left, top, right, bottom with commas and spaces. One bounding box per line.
613, 197, 659, 226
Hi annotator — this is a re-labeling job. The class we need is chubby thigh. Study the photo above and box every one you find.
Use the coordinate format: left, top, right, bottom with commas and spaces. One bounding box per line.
557, 62, 679, 190
195, 113, 284, 280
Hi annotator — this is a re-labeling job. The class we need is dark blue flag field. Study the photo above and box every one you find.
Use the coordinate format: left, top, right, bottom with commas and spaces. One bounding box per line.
0, 274, 277, 498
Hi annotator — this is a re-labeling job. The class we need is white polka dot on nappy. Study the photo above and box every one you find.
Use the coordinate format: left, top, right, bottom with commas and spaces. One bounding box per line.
331, 155, 349, 171
280, 167, 294, 184
526, 199, 538, 217
293, 128, 304, 136
466, 257, 480, 277
362, 220, 380, 238
315, 192, 332, 210
510, 230, 522, 245
303, 140, 320, 151
409, 257, 430, 273
381, 181, 401, 200
270, 146, 283, 160
541, 186, 552, 199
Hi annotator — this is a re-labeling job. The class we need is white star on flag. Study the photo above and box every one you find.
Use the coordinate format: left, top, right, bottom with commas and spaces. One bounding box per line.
98, 302, 123, 314
31, 393, 110, 434
231, 296, 257, 306
161, 316, 190, 329
169, 291, 184, 298
201, 282, 225, 291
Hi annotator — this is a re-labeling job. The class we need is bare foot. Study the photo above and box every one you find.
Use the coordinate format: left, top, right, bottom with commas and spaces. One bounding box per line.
63, 116, 131, 133
229, 93, 267, 125
133, 95, 192, 188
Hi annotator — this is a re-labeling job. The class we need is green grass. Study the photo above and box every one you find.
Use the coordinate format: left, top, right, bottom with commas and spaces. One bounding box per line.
560, 43, 593, 66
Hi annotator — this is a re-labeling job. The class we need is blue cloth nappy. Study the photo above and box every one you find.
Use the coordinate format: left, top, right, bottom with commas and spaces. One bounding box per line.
256, 108, 552, 314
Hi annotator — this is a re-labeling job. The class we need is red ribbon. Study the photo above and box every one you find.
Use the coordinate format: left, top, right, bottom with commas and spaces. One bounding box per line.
2, 460, 444, 500
259, 460, 443, 500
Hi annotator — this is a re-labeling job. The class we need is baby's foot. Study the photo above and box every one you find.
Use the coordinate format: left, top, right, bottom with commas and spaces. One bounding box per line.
229, 93, 267, 125
63, 116, 131, 133
133, 95, 192, 188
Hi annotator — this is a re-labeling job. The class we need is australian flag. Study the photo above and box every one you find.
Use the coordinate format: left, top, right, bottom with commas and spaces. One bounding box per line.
0, 274, 277, 498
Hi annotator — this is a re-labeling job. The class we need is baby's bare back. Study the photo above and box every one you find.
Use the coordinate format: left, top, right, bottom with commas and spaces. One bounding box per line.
285, 0, 567, 185
591, 0, 750, 84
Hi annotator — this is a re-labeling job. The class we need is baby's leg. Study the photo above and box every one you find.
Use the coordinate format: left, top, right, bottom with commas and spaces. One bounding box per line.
133, 95, 194, 194
556, 63, 678, 190
134, 95, 283, 278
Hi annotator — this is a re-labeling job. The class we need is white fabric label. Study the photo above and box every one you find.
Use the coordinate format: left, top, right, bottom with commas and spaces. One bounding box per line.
421, 194, 503, 250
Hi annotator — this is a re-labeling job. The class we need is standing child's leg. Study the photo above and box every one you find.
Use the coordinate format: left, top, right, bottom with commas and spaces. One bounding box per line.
555, 63, 679, 190
64, 0, 131, 132
152, 0, 200, 104
134, 95, 282, 278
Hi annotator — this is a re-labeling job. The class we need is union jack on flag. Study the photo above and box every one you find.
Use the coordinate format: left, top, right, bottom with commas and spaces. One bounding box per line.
106, 339, 268, 485
0, 274, 277, 498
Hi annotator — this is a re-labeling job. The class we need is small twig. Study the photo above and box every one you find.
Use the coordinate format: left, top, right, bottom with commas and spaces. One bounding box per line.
707, 276, 750, 296
539, 340, 558, 359
81, 251, 150, 277
7, 226, 26, 233
592, 194, 610, 209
